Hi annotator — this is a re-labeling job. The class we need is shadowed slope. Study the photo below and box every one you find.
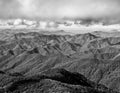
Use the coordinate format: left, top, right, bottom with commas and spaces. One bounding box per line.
0, 68, 118, 93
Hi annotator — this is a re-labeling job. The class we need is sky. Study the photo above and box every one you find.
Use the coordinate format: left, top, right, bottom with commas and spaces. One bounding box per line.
0, 0, 120, 24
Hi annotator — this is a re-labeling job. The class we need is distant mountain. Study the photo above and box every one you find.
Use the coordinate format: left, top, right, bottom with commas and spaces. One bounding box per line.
38, 30, 74, 35
92, 31, 120, 37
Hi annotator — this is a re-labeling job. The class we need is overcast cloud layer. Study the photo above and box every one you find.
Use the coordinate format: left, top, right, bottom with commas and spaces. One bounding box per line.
0, 0, 120, 24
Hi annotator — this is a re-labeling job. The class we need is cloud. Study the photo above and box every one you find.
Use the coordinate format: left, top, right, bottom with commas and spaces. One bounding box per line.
0, 0, 21, 18
0, 0, 120, 24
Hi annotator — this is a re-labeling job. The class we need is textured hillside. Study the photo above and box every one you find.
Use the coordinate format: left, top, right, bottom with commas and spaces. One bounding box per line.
0, 30, 120, 92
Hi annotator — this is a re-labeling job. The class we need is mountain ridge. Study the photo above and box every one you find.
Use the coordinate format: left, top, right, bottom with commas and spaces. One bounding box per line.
0, 30, 120, 92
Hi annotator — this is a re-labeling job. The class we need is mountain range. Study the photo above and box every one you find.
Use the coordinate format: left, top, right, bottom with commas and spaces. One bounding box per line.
0, 29, 120, 92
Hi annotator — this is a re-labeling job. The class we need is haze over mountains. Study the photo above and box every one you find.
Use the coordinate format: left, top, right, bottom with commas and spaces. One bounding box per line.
0, 19, 120, 34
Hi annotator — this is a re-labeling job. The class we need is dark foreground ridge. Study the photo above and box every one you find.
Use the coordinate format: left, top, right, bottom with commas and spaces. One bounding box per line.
0, 68, 119, 93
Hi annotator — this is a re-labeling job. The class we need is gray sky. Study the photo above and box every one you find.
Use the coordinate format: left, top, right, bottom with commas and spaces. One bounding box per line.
0, 0, 120, 24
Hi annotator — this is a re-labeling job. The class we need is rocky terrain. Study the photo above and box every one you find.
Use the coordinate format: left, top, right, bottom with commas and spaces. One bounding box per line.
0, 29, 120, 93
